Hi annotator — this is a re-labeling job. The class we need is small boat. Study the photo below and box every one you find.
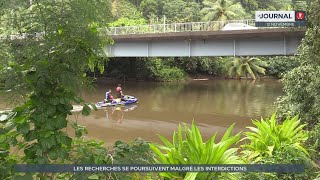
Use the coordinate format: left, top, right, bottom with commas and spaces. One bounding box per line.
96, 95, 138, 107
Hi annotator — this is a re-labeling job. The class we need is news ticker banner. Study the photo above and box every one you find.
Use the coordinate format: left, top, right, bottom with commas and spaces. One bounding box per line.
14, 164, 304, 173
255, 11, 306, 27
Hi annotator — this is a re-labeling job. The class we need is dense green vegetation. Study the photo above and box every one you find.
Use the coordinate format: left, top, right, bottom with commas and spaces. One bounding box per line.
105, 56, 300, 81
149, 116, 318, 179
242, 114, 309, 164
241, 114, 317, 179
1, 0, 319, 179
0, 0, 113, 179
264, 56, 300, 78
276, 0, 320, 126
111, 138, 155, 179
275, 0, 320, 168
111, 0, 306, 23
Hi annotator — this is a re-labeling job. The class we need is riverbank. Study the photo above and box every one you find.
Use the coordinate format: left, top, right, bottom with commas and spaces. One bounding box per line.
96, 74, 280, 84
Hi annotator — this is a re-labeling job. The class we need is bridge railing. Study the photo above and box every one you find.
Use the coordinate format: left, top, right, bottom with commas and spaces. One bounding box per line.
106, 19, 257, 35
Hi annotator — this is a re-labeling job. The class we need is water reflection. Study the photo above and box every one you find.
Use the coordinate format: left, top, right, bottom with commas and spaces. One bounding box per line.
105, 105, 138, 123
0, 79, 283, 145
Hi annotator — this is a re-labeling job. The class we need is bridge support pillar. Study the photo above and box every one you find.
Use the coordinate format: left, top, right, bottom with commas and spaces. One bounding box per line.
233, 40, 236, 57
188, 39, 191, 57
283, 36, 287, 55
147, 41, 150, 57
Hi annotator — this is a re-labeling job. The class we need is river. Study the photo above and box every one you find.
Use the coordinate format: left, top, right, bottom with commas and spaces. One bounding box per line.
68, 79, 283, 145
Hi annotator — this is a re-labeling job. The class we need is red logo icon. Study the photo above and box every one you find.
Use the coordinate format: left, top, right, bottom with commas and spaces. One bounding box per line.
296, 12, 305, 20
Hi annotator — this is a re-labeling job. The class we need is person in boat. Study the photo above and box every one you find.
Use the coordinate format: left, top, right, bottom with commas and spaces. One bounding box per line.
105, 89, 114, 103
116, 84, 124, 99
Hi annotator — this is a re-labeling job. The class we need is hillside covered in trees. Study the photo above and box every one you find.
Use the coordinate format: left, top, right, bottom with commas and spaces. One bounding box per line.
110, 0, 307, 26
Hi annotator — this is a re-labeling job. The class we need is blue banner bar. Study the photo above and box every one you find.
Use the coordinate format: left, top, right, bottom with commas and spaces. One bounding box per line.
14, 164, 305, 173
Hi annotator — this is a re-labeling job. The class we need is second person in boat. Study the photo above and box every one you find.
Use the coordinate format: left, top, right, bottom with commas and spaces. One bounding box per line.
105, 89, 114, 103
116, 84, 124, 99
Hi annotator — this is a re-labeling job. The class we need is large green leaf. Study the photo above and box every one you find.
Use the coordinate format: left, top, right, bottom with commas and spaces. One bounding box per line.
185, 172, 198, 180
250, 63, 266, 75
245, 64, 256, 79
158, 135, 174, 148
149, 144, 169, 164
221, 123, 236, 141
150, 122, 241, 179
81, 104, 91, 116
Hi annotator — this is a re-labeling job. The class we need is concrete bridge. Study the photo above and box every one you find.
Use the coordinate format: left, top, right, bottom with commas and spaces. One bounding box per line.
104, 20, 306, 57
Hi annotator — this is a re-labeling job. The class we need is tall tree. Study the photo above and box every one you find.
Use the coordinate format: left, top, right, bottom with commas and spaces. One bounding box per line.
285, 0, 307, 10
112, 0, 143, 20
201, 0, 246, 21
276, 0, 320, 127
257, 0, 292, 11
163, 0, 201, 23
140, 0, 159, 19
239, 0, 258, 17
0, 1, 112, 178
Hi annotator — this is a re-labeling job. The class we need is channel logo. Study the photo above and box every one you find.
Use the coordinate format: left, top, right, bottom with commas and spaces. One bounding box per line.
295, 11, 306, 21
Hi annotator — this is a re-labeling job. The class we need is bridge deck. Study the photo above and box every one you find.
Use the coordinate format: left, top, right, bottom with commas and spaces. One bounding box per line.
107, 28, 306, 57
111, 28, 306, 41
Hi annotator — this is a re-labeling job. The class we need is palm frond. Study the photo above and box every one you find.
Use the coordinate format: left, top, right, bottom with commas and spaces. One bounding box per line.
236, 64, 245, 77
249, 57, 268, 67
245, 64, 256, 79
228, 66, 236, 77
201, 0, 246, 21
227, 3, 246, 17
250, 63, 266, 75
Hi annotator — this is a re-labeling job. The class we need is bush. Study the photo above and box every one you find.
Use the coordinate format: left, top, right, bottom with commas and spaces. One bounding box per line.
112, 138, 154, 164
265, 56, 300, 78
136, 57, 186, 81
56, 138, 113, 180
241, 114, 310, 163
306, 122, 320, 162
150, 122, 242, 179
111, 138, 155, 180
154, 67, 185, 81
276, 66, 320, 126
241, 113, 318, 179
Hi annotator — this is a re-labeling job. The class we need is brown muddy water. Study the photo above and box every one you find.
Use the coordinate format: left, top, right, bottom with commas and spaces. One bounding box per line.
0, 79, 283, 146
67, 79, 283, 146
